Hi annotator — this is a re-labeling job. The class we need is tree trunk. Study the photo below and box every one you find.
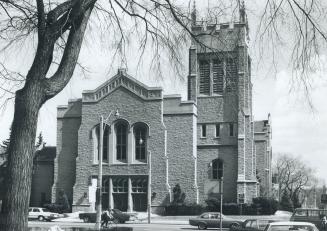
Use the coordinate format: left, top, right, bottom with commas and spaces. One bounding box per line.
0, 81, 44, 231
0, 2, 94, 230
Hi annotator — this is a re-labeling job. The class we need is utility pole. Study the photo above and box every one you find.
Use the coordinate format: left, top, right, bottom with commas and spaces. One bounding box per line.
147, 151, 152, 224
95, 116, 104, 230
219, 177, 223, 231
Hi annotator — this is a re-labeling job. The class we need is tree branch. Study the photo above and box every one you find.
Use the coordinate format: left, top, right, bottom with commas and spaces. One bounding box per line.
43, 0, 95, 98
47, 0, 76, 24
36, 0, 46, 36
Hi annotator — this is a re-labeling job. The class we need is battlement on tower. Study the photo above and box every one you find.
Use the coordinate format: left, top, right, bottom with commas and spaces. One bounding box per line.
190, 21, 248, 52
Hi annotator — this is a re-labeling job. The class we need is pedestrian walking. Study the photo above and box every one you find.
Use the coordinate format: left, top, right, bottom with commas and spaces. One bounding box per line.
101, 210, 110, 228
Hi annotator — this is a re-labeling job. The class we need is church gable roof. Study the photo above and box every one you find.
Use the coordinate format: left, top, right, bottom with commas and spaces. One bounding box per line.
82, 69, 162, 102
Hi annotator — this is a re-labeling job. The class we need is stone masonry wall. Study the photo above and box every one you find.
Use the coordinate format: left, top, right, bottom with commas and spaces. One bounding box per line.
197, 146, 238, 204
164, 114, 197, 204
73, 87, 168, 211
52, 100, 82, 205
255, 140, 267, 196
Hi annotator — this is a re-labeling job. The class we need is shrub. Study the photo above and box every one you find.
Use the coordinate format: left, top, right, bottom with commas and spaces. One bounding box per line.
279, 191, 294, 212
165, 203, 206, 215
44, 203, 67, 214
252, 197, 278, 215
205, 199, 258, 215
172, 184, 186, 205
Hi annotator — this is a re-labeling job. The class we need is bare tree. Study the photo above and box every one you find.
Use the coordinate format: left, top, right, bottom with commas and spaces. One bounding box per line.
256, 0, 327, 103
274, 154, 317, 208
0, 0, 202, 230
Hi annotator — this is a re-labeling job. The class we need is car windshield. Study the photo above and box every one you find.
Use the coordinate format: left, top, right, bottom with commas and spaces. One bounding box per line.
269, 225, 317, 231
42, 208, 50, 212
200, 213, 209, 219
294, 210, 307, 216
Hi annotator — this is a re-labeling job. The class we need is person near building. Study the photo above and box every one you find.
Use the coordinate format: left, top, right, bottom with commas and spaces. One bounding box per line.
320, 215, 327, 231
101, 210, 110, 228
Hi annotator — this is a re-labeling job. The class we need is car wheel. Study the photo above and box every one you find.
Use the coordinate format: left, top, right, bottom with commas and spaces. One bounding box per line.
198, 223, 207, 230
230, 223, 241, 229
38, 216, 45, 221
83, 217, 90, 223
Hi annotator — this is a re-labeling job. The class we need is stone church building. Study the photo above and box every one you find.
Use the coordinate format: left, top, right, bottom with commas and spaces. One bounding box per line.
51, 15, 272, 213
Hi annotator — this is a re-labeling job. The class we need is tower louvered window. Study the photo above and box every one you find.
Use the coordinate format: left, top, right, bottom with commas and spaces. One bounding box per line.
213, 59, 224, 94
199, 60, 210, 95
226, 58, 237, 92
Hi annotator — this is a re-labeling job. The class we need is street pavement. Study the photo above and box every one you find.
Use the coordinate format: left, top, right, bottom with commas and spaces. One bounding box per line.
28, 213, 290, 231
28, 221, 229, 231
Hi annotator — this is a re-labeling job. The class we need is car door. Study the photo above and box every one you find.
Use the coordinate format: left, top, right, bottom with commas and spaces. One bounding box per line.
28, 208, 34, 219
243, 220, 256, 231
258, 220, 270, 230
199, 213, 210, 227
208, 213, 219, 228
33, 208, 41, 218
30, 208, 39, 219
308, 210, 320, 227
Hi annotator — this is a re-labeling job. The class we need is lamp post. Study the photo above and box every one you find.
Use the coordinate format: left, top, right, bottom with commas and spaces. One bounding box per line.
95, 115, 104, 230
219, 177, 223, 231
95, 110, 119, 230
147, 151, 151, 224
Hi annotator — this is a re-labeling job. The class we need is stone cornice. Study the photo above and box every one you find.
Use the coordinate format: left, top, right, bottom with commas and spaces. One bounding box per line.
82, 69, 163, 102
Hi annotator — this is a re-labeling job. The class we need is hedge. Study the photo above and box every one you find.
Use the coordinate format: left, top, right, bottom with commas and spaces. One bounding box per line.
164, 197, 278, 216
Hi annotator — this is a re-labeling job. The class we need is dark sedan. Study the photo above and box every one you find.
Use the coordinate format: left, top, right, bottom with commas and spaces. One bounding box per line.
189, 212, 242, 230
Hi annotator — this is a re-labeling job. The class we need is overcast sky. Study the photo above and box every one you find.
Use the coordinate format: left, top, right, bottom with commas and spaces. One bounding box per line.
0, 0, 327, 183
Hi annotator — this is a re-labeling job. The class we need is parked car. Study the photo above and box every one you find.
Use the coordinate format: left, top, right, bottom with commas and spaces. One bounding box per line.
264, 221, 319, 231
274, 210, 293, 219
28, 207, 62, 221
231, 219, 280, 231
290, 208, 327, 230
79, 209, 135, 223
189, 212, 242, 230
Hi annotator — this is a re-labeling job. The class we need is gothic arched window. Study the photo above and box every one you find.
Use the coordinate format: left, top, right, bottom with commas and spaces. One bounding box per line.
116, 122, 128, 161
94, 124, 109, 162
212, 159, 223, 180
134, 124, 147, 161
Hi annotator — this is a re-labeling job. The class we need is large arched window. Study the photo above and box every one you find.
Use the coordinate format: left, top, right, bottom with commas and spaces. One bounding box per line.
115, 122, 128, 161
94, 124, 109, 162
134, 124, 147, 161
212, 159, 223, 180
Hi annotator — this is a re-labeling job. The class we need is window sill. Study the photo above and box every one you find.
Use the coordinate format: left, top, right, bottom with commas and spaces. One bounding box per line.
112, 161, 128, 165
92, 162, 109, 166
200, 137, 207, 139
131, 161, 147, 165
197, 95, 223, 98
214, 137, 221, 139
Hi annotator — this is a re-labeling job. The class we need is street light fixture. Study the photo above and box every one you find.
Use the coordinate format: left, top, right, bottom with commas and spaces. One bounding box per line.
95, 110, 119, 230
